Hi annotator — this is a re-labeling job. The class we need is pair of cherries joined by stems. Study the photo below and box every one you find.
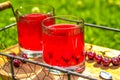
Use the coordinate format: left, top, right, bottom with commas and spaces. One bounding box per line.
8, 53, 28, 67
85, 45, 120, 66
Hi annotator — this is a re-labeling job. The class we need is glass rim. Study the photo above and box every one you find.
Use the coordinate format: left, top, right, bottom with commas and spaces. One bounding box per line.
15, 4, 55, 19
42, 15, 84, 30
15, 4, 55, 11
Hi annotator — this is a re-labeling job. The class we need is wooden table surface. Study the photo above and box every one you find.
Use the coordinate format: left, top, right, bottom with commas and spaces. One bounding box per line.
0, 44, 120, 80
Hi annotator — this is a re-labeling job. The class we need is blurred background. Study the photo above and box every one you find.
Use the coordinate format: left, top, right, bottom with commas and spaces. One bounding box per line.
0, 0, 120, 50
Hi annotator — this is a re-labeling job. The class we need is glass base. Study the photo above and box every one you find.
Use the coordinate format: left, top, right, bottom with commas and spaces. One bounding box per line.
45, 62, 85, 75
20, 47, 43, 58
48, 68, 64, 75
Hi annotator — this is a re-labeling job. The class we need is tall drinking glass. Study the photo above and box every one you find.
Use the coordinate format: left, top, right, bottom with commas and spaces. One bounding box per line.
42, 15, 85, 73
15, 4, 55, 58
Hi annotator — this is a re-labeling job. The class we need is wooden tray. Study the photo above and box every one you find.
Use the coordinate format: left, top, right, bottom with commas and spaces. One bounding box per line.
0, 44, 120, 80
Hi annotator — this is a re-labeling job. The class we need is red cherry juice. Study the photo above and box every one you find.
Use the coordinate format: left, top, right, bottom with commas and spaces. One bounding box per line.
43, 24, 84, 67
17, 13, 54, 51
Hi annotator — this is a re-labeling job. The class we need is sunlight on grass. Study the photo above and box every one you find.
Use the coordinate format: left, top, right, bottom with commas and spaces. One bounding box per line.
0, 0, 120, 50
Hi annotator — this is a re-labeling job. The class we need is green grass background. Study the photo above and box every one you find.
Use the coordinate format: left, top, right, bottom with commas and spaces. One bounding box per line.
0, 0, 120, 50
0, 0, 120, 79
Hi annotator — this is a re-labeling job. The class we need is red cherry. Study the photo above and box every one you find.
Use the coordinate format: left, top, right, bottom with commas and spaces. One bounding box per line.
87, 51, 96, 60
84, 51, 88, 57
9, 52, 16, 56
63, 52, 72, 61
95, 55, 103, 64
111, 57, 119, 66
57, 59, 67, 67
13, 59, 21, 67
76, 66, 85, 73
118, 55, 120, 61
68, 59, 77, 66
21, 54, 28, 59
102, 57, 111, 66
7, 52, 16, 60
21, 54, 28, 63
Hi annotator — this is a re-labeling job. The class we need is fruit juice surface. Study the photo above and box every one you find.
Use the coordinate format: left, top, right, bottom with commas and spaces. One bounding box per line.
17, 13, 53, 51
43, 24, 84, 67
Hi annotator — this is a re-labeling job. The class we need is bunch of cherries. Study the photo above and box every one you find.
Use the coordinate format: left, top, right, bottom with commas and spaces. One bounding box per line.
8, 53, 28, 67
85, 46, 120, 66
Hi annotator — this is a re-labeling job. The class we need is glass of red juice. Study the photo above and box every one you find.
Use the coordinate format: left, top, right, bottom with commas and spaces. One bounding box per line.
42, 15, 85, 73
15, 4, 55, 58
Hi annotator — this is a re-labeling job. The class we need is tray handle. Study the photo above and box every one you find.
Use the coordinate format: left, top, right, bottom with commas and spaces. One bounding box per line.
0, 1, 11, 11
